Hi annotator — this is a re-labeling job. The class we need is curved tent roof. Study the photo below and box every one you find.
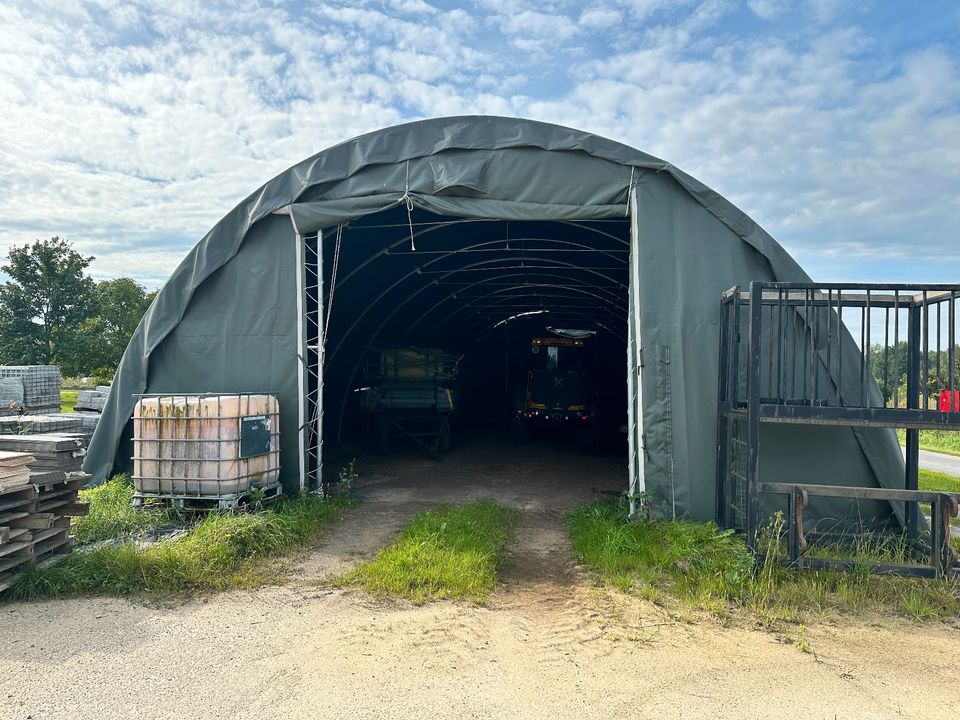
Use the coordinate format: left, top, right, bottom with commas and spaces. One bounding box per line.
85, 116, 905, 523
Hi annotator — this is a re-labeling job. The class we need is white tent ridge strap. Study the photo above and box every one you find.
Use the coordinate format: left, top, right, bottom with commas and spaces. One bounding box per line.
85, 116, 905, 524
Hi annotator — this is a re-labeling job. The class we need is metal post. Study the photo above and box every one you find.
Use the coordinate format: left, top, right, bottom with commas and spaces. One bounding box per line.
746, 282, 763, 550
292, 222, 308, 491
905, 303, 921, 538
626, 189, 646, 517
716, 299, 731, 526
315, 230, 325, 493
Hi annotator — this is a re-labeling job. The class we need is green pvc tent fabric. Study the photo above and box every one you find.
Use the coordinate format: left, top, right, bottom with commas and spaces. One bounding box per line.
84, 115, 906, 525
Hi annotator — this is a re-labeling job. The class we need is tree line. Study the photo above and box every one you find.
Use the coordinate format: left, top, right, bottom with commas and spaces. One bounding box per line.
870, 341, 960, 406
0, 237, 156, 381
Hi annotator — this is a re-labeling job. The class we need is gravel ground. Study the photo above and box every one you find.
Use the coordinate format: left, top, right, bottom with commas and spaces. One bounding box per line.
2, 433, 958, 720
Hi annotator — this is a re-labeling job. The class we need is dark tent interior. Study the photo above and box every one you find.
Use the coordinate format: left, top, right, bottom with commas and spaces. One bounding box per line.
314, 205, 630, 455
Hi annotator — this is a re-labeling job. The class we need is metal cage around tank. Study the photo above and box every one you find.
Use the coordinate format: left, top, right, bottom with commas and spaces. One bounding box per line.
131, 392, 281, 509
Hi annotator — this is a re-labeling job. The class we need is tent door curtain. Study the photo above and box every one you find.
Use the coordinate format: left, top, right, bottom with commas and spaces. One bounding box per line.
627, 187, 646, 517
297, 230, 324, 491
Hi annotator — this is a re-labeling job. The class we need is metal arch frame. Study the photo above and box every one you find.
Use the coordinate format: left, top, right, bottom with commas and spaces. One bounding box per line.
398, 271, 628, 342
344, 275, 628, 362
333, 279, 629, 441
444, 298, 627, 348
435, 288, 629, 348
328, 216, 629, 292
325, 254, 628, 369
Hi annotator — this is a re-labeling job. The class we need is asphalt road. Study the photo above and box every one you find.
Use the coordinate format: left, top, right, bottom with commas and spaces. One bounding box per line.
902, 447, 960, 476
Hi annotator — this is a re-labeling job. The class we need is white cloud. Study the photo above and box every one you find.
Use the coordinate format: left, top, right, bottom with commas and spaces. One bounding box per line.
746, 0, 785, 20
0, 0, 956, 288
578, 8, 621, 30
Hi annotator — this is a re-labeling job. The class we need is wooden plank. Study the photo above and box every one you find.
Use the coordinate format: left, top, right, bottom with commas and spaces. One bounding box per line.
32, 533, 70, 558
0, 479, 31, 494
0, 492, 37, 513
6, 512, 54, 529
0, 451, 34, 467
37, 495, 78, 513
35, 539, 72, 566
35, 476, 84, 495
0, 508, 30, 523
0, 464, 32, 478
30, 526, 67, 545
29, 470, 69, 487
0, 434, 86, 451
0, 527, 31, 545
0, 552, 32, 574
0, 483, 37, 500
57, 502, 89, 517
0, 538, 34, 559
759, 481, 960, 505
35, 483, 82, 504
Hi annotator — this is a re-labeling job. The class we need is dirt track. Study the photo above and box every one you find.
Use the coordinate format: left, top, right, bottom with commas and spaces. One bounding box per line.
2, 436, 958, 720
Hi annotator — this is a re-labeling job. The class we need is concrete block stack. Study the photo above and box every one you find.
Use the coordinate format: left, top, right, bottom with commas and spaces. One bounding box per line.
0, 366, 61, 415
75, 385, 111, 412
0, 378, 24, 416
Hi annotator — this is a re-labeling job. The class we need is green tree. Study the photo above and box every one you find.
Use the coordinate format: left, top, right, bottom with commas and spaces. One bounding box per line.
0, 237, 95, 368
74, 278, 155, 376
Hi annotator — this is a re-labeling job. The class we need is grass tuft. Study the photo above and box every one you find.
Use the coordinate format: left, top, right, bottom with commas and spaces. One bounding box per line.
60, 389, 78, 413
917, 467, 960, 494
567, 500, 754, 612
73, 475, 180, 544
8, 492, 353, 600
344, 500, 519, 603
567, 498, 960, 623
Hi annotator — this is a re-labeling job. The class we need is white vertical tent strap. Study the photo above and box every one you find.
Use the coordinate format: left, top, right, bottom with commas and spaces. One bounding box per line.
627, 183, 646, 517
291, 214, 309, 491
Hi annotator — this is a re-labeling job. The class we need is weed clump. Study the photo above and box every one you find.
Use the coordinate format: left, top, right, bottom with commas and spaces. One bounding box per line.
9, 492, 352, 600
567, 498, 960, 623
72, 475, 180, 544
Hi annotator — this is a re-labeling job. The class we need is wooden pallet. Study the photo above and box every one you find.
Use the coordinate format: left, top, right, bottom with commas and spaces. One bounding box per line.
0, 471, 89, 594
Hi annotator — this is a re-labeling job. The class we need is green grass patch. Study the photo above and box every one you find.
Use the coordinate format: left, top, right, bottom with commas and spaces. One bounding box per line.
918, 467, 960, 494
344, 500, 519, 603
7, 492, 353, 600
60, 389, 77, 413
567, 499, 960, 623
73, 475, 181, 544
897, 429, 960, 457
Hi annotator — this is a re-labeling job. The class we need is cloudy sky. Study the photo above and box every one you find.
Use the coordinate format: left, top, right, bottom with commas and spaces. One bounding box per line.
1, 0, 958, 288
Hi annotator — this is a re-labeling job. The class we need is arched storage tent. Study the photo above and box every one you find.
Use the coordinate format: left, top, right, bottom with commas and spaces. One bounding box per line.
84, 115, 905, 524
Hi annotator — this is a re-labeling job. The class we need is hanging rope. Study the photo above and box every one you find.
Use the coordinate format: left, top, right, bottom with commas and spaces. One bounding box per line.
398, 159, 416, 251
322, 223, 343, 354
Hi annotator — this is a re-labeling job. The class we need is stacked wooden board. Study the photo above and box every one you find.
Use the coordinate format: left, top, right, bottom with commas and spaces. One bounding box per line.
0, 458, 89, 592
0, 434, 88, 473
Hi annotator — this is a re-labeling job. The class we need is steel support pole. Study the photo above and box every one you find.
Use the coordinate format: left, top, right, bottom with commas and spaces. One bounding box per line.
746, 282, 763, 550
905, 303, 921, 538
